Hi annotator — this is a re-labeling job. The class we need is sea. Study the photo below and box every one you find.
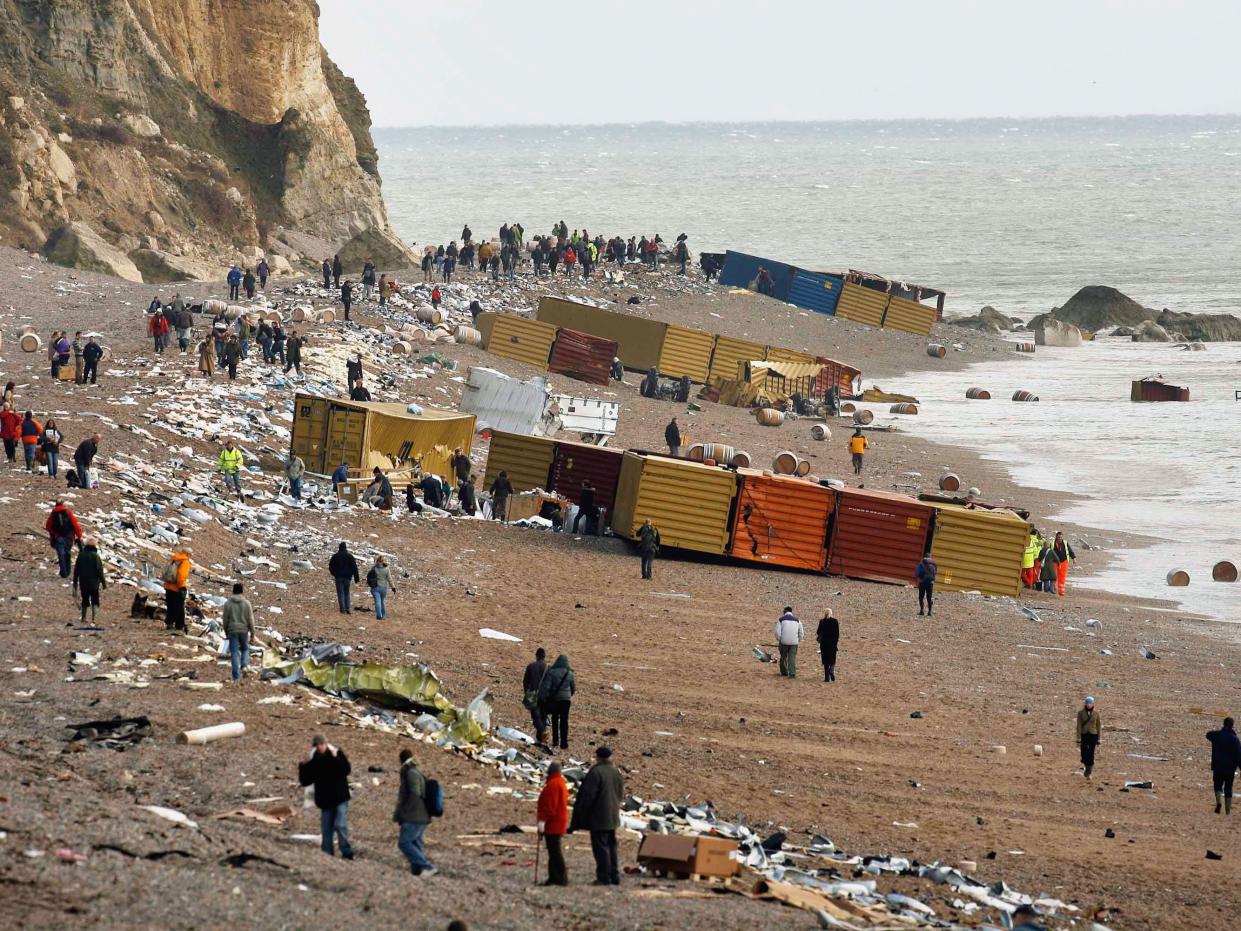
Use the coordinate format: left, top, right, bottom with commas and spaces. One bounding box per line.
375, 117, 1241, 619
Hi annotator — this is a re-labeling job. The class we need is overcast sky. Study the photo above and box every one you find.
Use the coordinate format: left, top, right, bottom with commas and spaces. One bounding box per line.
319, 1, 1241, 127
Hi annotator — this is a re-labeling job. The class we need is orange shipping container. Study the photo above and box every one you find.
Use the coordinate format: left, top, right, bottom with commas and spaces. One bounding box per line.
729, 470, 834, 571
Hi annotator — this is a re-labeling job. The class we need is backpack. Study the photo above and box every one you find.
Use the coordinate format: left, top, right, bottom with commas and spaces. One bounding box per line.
50, 509, 73, 538
366, 567, 378, 588
423, 778, 444, 818
161, 560, 180, 586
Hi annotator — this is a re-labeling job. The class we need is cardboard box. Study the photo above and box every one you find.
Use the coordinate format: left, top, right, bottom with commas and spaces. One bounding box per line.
637, 833, 739, 878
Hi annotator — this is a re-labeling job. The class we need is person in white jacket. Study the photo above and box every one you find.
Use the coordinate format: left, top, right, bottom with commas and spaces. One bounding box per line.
775, 607, 804, 678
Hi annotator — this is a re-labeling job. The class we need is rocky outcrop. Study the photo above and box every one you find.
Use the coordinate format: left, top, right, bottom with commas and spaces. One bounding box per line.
1131, 320, 1172, 343
128, 248, 209, 283
43, 222, 143, 281
1036, 286, 1156, 332
336, 226, 418, 272
947, 305, 1017, 336
1156, 309, 1241, 343
1033, 317, 1084, 348
0, 0, 395, 280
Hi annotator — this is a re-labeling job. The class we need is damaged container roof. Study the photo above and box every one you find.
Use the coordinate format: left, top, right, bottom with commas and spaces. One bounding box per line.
537, 296, 668, 371
548, 327, 617, 386
827, 488, 934, 585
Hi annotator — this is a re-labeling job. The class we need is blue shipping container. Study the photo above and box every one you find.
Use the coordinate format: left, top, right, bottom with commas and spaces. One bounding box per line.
718, 250, 795, 302
788, 271, 844, 315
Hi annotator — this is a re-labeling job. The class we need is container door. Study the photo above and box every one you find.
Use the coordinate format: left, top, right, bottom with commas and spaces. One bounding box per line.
291, 396, 330, 472
327, 406, 368, 471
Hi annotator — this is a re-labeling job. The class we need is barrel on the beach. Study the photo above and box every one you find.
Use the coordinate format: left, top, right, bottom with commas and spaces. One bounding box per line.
889, 403, 918, 415
841, 402, 856, 414
965, 387, 991, 400
701, 443, 734, 465
810, 423, 831, 441
773, 451, 799, 475
19, 333, 42, 352
755, 408, 784, 427
319, 309, 337, 324
1014, 342, 1036, 353
731, 450, 751, 468
202, 299, 227, 315
1213, 561, 1239, 583
795, 459, 812, 477
939, 473, 962, 492
686, 444, 705, 462
292, 306, 315, 323
454, 326, 482, 346
926, 344, 947, 359
1166, 570, 1191, 587
417, 307, 444, 326
225, 305, 244, 320
265, 310, 283, 323
1012, 390, 1039, 402
391, 340, 412, 356
852, 409, 874, 425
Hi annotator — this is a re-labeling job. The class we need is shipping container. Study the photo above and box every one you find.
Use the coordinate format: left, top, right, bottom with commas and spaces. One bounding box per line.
1130, 377, 1190, 402
483, 430, 556, 493
816, 357, 863, 398
537, 297, 667, 370
729, 470, 834, 571
788, 270, 844, 315
882, 296, 938, 336
657, 324, 716, 382
930, 504, 1030, 597
834, 282, 890, 328
709, 334, 767, 383
612, 452, 737, 555
548, 328, 617, 386
717, 251, 795, 302
827, 488, 934, 584
486, 314, 558, 369
764, 345, 818, 366
549, 440, 625, 525
476, 311, 497, 347
460, 367, 557, 436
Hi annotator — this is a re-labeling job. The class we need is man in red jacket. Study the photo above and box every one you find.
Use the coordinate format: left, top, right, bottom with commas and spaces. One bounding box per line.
0, 402, 20, 462
537, 761, 570, 886
46, 499, 83, 578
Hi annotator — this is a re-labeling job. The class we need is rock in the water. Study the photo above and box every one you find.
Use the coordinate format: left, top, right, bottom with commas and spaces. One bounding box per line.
1111, 326, 1136, 337
1041, 285, 1156, 332
1033, 317, 1084, 347
335, 225, 418, 272
947, 305, 1017, 335
1131, 320, 1171, 342
44, 222, 143, 282
129, 248, 209, 283
1155, 309, 1241, 342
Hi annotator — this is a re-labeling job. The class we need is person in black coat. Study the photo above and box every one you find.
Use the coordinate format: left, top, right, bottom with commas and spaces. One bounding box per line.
298, 735, 354, 858
572, 481, 597, 535
816, 610, 840, 682
341, 280, 354, 320
1207, 717, 1241, 814
664, 417, 681, 456
458, 475, 476, 516
328, 542, 360, 614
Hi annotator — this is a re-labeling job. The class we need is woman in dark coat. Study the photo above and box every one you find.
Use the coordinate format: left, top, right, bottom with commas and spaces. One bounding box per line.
816, 611, 839, 682
538, 655, 576, 750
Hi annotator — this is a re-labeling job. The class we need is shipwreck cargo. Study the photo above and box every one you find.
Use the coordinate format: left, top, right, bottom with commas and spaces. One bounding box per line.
729, 470, 834, 571
1130, 377, 1190, 402
827, 488, 934, 584
612, 453, 738, 555
930, 504, 1030, 597
482, 430, 556, 493
548, 328, 617, 386
537, 297, 667, 370
548, 440, 625, 526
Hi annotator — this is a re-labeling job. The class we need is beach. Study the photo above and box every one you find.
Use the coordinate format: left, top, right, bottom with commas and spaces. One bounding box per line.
1, 248, 1239, 930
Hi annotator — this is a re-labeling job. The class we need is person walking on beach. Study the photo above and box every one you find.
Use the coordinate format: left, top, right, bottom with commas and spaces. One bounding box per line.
46, 499, 83, 578
394, 748, 436, 875
222, 582, 255, 682
1022, 528, 1045, 590
217, 439, 245, 502
361, 259, 376, 300
72, 537, 107, 623
849, 428, 868, 475
341, 279, 354, 321
569, 746, 624, 886
71, 331, 85, 383
1046, 532, 1075, 596
299, 735, 354, 859
523, 647, 548, 748
817, 609, 839, 682
488, 469, 513, 522
332, 254, 343, 289
162, 547, 191, 632
915, 552, 937, 616
284, 330, 304, 376
1076, 696, 1101, 779
197, 337, 215, 378
775, 607, 803, 678
367, 555, 394, 620
664, 417, 681, 457
257, 257, 269, 289
41, 417, 62, 478
537, 761, 570, 885
329, 542, 360, 614
82, 337, 104, 384
20, 410, 43, 472
148, 308, 170, 354
223, 334, 241, 381
227, 264, 241, 300
0, 402, 19, 463
572, 480, 596, 534
242, 266, 256, 299
286, 453, 305, 500
1207, 717, 1241, 814
73, 433, 100, 488
538, 654, 576, 750
321, 258, 332, 290
636, 518, 660, 580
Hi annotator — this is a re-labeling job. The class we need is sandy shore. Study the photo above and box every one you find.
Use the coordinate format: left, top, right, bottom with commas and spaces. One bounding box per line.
0, 249, 1237, 930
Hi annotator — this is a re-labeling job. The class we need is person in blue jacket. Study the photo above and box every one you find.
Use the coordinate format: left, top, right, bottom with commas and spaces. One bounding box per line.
226, 264, 242, 300
915, 553, 937, 617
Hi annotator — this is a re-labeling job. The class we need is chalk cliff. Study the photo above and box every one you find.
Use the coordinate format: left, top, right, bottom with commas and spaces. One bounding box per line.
0, 0, 404, 281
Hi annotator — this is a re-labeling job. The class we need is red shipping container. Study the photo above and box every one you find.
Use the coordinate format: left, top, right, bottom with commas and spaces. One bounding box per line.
827, 488, 934, 584
815, 356, 862, 398
549, 440, 625, 525
548, 328, 618, 386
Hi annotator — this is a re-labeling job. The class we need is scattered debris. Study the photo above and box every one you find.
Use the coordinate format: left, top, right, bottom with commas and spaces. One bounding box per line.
65, 716, 152, 752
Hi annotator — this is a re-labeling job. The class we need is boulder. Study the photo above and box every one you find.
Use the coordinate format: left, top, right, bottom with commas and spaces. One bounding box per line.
269, 254, 293, 275
947, 305, 1017, 335
43, 222, 142, 282
1043, 285, 1156, 331
1131, 320, 1171, 342
128, 248, 209, 283
1111, 326, 1135, 337
1155, 309, 1241, 342
1033, 317, 1084, 348
121, 113, 162, 138
46, 143, 77, 189
335, 225, 417, 272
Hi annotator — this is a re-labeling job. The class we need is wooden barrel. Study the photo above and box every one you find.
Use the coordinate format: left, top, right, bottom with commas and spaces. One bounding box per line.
755, 408, 785, 427
810, 423, 831, 441
319, 309, 337, 324
292, 306, 314, 322
1014, 342, 1035, 353
852, 409, 874, 425
202, 299, 227, 315
454, 326, 482, 346
391, 341, 412, 355
701, 443, 734, 464
409, 328, 430, 343
19, 332, 43, 352
686, 443, 705, 462
939, 473, 961, 492
841, 402, 856, 414
1213, 561, 1238, 583
1166, 570, 1190, 587
772, 451, 799, 475
965, 387, 991, 400
890, 403, 919, 415
731, 450, 751, 468
416, 307, 443, 326
795, 459, 812, 477
926, 344, 947, 358
1012, 390, 1039, 402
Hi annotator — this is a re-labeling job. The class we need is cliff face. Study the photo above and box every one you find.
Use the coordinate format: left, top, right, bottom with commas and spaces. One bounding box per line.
0, 0, 396, 280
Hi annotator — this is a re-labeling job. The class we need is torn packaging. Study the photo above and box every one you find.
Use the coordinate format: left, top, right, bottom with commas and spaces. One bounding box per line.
638, 833, 740, 878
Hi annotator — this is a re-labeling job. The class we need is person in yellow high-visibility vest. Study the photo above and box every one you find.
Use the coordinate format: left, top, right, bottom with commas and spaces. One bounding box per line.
218, 440, 245, 502
848, 429, 868, 475
1021, 528, 1045, 589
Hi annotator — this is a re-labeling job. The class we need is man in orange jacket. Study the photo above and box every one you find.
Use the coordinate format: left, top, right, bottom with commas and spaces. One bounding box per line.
537, 761, 569, 886
162, 548, 192, 632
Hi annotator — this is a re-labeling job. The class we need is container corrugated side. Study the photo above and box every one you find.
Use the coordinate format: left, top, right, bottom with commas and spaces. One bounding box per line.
549, 441, 624, 524
537, 297, 668, 370
729, 470, 833, 570
882, 296, 938, 336
548, 328, 616, 386
292, 394, 331, 472
615, 453, 737, 554
764, 346, 818, 366
487, 315, 557, 369
827, 488, 933, 584
788, 271, 844, 315
709, 335, 767, 383
657, 324, 715, 382
483, 430, 556, 493
835, 283, 890, 328
931, 505, 1029, 597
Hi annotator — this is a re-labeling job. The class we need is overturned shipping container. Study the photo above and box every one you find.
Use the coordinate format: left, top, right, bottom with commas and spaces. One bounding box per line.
537, 297, 667, 371
657, 324, 716, 382
709, 334, 767, 383
827, 488, 934, 584
485, 314, 558, 369
483, 430, 556, 493
549, 440, 625, 526
717, 250, 796, 302
612, 453, 738, 555
729, 470, 834, 571
834, 282, 890, 328
548, 328, 617, 386
787, 270, 844, 315
930, 504, 1029, 597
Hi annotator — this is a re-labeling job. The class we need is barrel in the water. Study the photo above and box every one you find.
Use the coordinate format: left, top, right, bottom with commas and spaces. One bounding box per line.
772, 451, 799, 475
731, 450, 752, 468
1166, 570, 1191, 587
926, 344, 947, 358
939, 473, 961, 492
1213, 561, 1239, 583
1012, 390, 1039, 402
965, 387, 991, 400
890, 403, 919, 415
810, 423, 831, 441
1014, 342, 1036, 353
755, 408, 785, 427
852, 409, 874, 425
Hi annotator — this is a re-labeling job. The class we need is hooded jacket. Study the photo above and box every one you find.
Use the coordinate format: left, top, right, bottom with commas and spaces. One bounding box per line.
569, 760, 623, 833
164, 551, 192, 592
222, 593, 256, 637
393, 759, 429, 824
775, 612, 804, 646
46, 504, 83, 542
538, 655, 576, 705
73, 544, 107, 590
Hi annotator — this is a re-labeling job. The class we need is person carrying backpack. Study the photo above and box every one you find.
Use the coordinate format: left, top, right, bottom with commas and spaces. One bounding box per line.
538, 655, 576, 750
72, 537, 107, 623
46, 499, 83, 578
393, 747, 439, 876
162, 547, 192, 632
915, 552, 938, 617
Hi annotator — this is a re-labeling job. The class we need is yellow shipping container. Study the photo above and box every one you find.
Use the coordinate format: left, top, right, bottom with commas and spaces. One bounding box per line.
709, 334, 766, 382
763, 345, 817, 366
657, 324, 715, 382
612, 452, 737, 555
537, 297, 667, 370
487, 315, 558, 369
476, 311, 497, 348
883, 296, 938, 336
483, 430, 555, 493
931, 504, 1030, 597
835, 282, 890, 328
